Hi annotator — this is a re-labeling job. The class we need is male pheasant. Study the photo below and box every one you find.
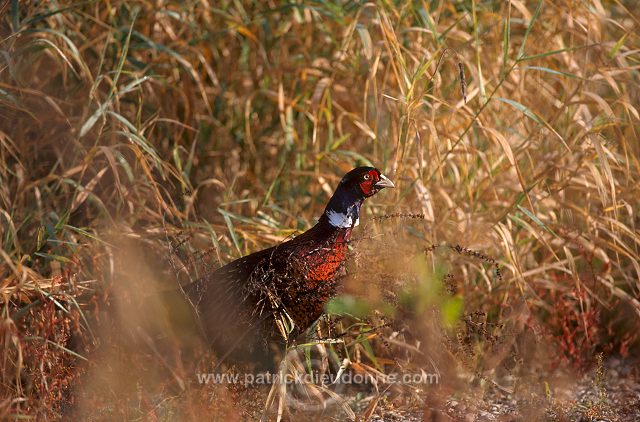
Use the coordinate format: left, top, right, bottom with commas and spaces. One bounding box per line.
184, 167, 394, 364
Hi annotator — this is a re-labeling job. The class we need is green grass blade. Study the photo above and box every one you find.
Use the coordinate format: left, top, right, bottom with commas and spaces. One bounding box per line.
472, 0, 487, 104
522, 65, 580, 79
519, 44, 596, 62
517, 0, 543, 60
218, 208, 242, 255
502, 0, 511, 77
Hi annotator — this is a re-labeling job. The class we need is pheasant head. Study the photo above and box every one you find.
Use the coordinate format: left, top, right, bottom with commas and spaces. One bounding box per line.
320, 167, 395, 228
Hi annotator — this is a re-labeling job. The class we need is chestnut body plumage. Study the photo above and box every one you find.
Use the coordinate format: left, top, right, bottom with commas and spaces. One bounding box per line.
184, 167, 394, 363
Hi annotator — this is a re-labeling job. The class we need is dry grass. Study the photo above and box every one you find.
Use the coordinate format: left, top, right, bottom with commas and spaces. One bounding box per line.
1, 0, 639, 420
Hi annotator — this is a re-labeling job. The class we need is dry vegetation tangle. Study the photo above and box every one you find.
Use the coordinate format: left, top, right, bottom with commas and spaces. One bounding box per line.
1, 1, 639, 420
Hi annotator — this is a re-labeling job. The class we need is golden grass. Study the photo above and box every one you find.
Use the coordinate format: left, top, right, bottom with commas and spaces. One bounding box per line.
1, 0, 639, 419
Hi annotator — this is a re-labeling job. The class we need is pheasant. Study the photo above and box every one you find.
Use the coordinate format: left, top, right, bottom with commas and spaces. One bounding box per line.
184, 166, 394, 364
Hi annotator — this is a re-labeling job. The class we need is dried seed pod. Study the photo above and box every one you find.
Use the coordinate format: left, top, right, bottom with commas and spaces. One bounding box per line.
458, 61, 467, 104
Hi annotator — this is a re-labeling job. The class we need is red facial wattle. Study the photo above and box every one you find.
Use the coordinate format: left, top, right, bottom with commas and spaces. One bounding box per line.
359, 170, 380, 197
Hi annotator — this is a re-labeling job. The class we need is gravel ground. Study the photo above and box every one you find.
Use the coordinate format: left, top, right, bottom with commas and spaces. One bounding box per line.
233, 356, 640, 421
362, 357, 640, 421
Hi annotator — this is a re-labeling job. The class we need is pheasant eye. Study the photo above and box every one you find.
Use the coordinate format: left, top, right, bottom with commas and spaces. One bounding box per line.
363, 174, 371, 180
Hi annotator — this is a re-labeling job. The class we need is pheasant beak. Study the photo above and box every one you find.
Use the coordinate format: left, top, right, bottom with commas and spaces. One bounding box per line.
374, 174, 395, 189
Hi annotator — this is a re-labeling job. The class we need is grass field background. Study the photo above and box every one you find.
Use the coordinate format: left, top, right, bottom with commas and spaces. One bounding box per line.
1, 0, 639, 419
